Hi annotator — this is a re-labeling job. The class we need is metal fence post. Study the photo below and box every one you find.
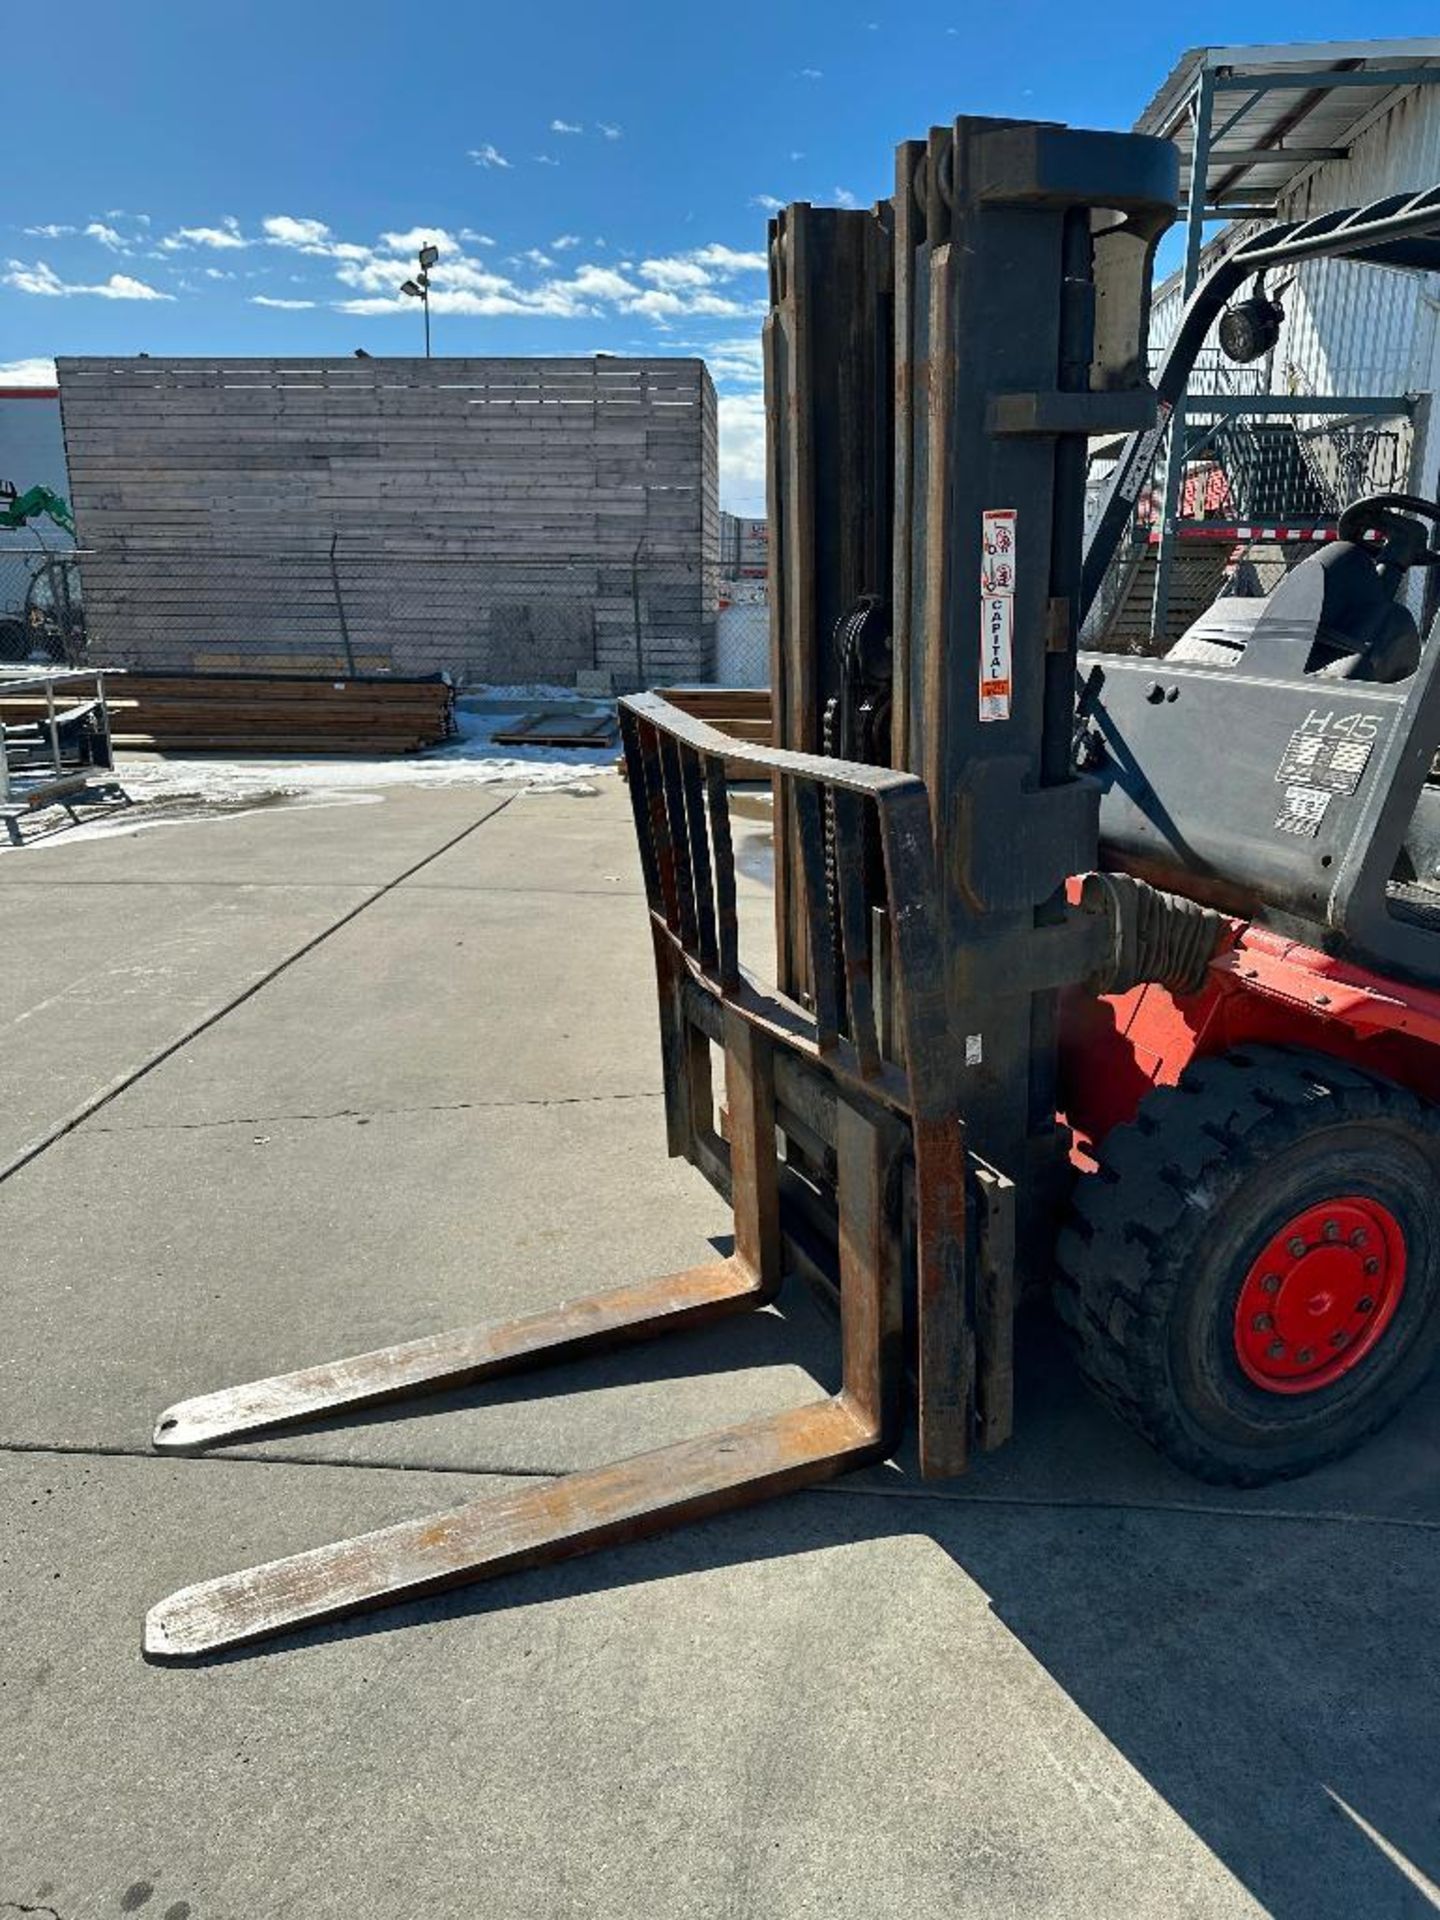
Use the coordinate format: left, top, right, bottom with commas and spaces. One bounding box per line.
328, 532, 359, 677
631, 538, 647, 690
1151, 67, 1216, 645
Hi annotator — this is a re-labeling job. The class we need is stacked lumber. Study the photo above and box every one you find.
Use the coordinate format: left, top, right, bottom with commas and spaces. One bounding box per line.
55, 356, 719, 687
619, 685, 774, 781
0, 671, 455, 756
657, 686, 772, 748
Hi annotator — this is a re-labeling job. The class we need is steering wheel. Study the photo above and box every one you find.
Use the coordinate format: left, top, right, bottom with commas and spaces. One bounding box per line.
1337, 493, 1440, 570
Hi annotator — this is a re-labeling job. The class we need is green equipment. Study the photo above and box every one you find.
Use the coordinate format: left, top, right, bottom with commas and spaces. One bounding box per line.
0, 481, 77, 540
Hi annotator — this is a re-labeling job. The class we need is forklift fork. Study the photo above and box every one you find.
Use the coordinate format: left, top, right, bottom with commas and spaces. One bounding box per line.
145, 696, 975, 1660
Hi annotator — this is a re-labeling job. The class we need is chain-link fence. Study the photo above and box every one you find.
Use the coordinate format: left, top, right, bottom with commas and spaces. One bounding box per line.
1, 544, 775, 690
0, 547, 86, 667
0, 542, 773, 691
1084, 402, 1416, 654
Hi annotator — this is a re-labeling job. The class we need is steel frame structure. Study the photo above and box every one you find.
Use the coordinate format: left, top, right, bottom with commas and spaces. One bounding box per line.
0, 665, 114, 819
1140, 46, 1440, 639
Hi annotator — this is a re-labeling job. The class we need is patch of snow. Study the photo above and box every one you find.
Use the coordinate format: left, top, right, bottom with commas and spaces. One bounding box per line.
0, 705, 618, 853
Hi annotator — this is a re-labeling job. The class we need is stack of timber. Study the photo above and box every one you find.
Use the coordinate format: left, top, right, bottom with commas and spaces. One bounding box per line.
659, 685, 772, 748
55, 356, 721, 687
622, 685, 773, 779
0, 671, 456, 756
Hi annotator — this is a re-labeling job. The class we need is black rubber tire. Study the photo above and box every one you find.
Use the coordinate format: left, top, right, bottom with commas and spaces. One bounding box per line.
1055, 1047, 1440, 1485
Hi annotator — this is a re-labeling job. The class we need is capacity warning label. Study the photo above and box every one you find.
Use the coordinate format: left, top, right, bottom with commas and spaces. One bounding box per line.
979, 508, 1016, 723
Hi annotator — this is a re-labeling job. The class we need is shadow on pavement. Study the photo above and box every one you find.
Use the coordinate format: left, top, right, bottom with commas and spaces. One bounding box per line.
186, 1286, 1440, 1920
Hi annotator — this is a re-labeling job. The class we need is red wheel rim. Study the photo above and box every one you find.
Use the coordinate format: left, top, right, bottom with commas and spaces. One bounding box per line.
1234, 1196, 1406, 1395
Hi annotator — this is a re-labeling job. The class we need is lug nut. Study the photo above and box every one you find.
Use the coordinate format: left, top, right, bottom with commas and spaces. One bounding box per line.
1331, 1330, 1349, 1348
1288, 1238, 1307, 1258
1323, 1219, 1340, 1240
1363, 1257, 1380, 1275
1268, 1339, 1286, 1358
1252, 1313, 1274, 1332
1261, 1273, 1281, 1294
1357, 1296, 1375, 1313
1297, 1347, 1315, 1365
1350, 1229, 1368, 1249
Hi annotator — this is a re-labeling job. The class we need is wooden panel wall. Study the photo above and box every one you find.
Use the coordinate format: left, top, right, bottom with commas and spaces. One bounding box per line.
56, 356, 720, 686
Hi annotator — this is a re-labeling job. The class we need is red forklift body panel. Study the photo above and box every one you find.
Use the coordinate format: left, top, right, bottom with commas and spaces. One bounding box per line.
1061, 926, 1440, 1160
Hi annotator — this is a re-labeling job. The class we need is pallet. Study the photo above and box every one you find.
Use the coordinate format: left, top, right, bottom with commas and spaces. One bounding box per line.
491, 708, 619, 748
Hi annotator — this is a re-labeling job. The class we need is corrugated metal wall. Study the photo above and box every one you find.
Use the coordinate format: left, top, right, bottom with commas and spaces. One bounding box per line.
1277, 86, 1440, 399
1149, 83, 1440, 401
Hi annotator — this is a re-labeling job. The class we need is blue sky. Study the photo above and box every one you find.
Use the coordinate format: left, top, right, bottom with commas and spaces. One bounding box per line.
7, 3, 1438, 511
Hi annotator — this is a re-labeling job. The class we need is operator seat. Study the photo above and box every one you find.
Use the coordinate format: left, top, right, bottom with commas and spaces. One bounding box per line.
1167, 537, 1421, 683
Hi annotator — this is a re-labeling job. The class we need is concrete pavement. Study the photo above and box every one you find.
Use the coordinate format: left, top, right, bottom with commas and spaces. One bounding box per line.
2, 775, 1438, 1919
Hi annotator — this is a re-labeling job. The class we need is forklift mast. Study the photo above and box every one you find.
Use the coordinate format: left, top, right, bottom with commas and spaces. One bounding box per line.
767, 118, 1174, 1274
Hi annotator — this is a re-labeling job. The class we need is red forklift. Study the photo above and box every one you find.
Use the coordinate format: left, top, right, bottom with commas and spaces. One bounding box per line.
145, 117, 1440, 1658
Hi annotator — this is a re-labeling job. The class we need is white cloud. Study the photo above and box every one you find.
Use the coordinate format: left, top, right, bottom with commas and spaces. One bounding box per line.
262, 216, 372, 263
625, 288, 745, 322
163, 217, 247, 252
23, 223, 75, 240
379, 227, 459, 256
262, 214, 333, 248
567, 264, 639, 300
750, 195, 784, 212
338, 284, 586, 319
84, 222, 128, 251
2, 259, 173, 300
834, 187, 858, 210
799, 67, 823, 78
0, 356, 57, 386
705, 336, 765, 387
718, 390, 766, 514
97, 272, 172, 300
335, 252, 516, 297
534, 153, 560, 166
640, 257, 713, 290
468, 143, 511, 169
597, 122, 622, 140
688, 243, 767, 275
182, 217, 783, 335
550, 118, 583, 134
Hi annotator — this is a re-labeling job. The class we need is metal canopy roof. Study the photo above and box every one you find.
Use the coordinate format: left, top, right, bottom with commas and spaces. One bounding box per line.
1135, 38, 1440, 215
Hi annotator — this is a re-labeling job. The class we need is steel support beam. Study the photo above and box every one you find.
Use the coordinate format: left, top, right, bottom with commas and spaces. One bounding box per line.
1210, 145, 1348, 164
1185, 393, 1413, 417
1152, 69, 1215, 642
1212, 66, 1440, 94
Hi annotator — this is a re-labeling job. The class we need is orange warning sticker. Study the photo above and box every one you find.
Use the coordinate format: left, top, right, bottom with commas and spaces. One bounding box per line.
980, 509, 1016, 722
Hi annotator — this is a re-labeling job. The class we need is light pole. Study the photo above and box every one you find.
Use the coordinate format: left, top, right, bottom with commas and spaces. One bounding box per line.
400, 242, 439, 357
